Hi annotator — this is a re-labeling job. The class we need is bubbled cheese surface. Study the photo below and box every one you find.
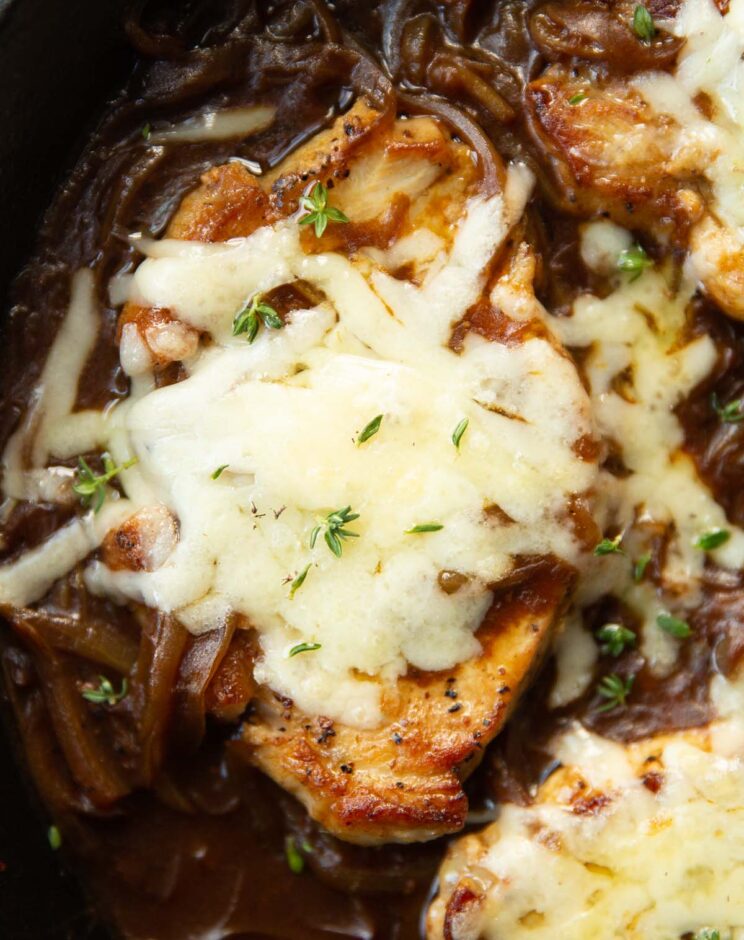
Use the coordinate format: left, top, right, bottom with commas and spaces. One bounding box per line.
432, 708, 744, 940
80, 170, 595, 728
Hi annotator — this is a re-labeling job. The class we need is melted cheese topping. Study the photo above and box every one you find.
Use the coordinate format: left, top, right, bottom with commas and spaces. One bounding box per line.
545, 222, 744, 700
91, 176, 596, 727
432, 696, 744, 940
0, 164, 597, 729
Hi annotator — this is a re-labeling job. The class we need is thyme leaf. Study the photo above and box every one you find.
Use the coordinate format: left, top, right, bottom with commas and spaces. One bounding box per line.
657, 613, 692, 638
596, 673, 634, 712
289, 641, 321, 657
289, 564, 312, 599
632, 4, 655, 42
310, 506, 360, 557
357, 414, 383, 445
81, 676, 128, 706
451, 418, 469, 450
595, 623, 636, 657
73, 454, 138, 513
298, 181, 349, 238
618, 243, 652, 281
233, 294, 283, 344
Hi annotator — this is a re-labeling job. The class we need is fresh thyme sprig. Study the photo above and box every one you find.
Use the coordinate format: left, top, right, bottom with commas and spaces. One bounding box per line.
711, 392, 744, 423
595, 623, 636, 657
617, 243, 652, 281
298, 181, 349, 238
81, 675, 129, 706
596, 673, 634, 712
73, 454, 138, 513
310, 506, 360, 557
233, 293, 283, 344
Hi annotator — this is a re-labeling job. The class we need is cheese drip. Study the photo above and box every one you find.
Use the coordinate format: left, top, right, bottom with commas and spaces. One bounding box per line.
62, 166, 594, 729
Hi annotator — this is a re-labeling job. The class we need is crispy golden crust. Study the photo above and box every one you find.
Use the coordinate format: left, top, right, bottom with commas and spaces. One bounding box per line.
527, 65, 704, 242
233, 562, 574, 845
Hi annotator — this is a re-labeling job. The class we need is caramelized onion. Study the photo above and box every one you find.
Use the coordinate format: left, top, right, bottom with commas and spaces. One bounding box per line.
427, 52, 516, 123
530, 1, 683, 73
172, 620, 236, 752
397, 90, 505, 193
1, 605, 137, 674
133, 611, 190, 785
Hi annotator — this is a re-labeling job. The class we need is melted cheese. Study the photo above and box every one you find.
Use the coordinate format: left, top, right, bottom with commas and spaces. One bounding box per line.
628, 0, 744, 314
545, 223, 744, 699
79, 168, 595, 727
432, 679, 744, 940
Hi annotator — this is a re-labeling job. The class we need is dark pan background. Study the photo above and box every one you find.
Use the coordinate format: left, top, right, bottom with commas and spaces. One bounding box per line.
0, 0, 130, 934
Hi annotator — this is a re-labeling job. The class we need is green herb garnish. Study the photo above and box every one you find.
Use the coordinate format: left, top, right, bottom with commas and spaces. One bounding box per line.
618, 243, 653, 281
285, 836, 305, 874
405, 523, 444, 534
48, 826, 62, 851
211, 464, 229, 480
141, 122, 152, 141
357, 414, 383, 445
632, 4, 655, 41
289, 564, 312, 599
657, 613, 692, 638
451, 418, 469, 450
594, 534, 624, 556
696, 930, 721, 940
310, 506, 360, 557
568, 92, 588, 105
695, 528, 730, 551
633, 552, 652, 582
73, 454, 138, 513
299, 181, 349, 238
596, 673, 634, 712
596, 623, 636, 657
289, 641, 321, 657
82, 675, 128, 706
233, 294, 283, 344
711, 392, 744, 423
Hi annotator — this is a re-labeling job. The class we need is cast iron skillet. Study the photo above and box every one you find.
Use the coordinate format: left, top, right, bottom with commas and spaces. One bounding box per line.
0, 0, 131, 934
